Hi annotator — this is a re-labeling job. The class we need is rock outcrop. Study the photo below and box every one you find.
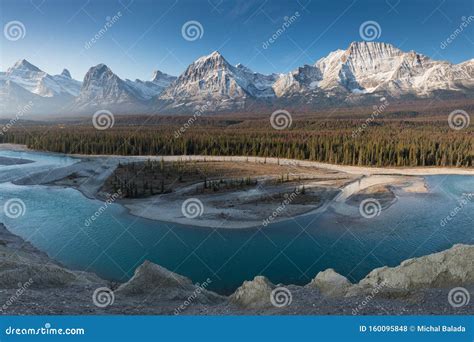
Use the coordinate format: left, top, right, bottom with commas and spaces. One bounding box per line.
307, 268, 351, 297
0, 224, 101, 289
116, 260, 224, 305
230, 276, 275, 309
350, 244, 474, 295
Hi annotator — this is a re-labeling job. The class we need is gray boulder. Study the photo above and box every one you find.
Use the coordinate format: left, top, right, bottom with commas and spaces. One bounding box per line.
307, 268, 352, 297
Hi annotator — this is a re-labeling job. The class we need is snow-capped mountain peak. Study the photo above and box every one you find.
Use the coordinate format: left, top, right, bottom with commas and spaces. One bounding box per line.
158, 51, 278, 111
275, 41, 472, 97
61, 69, 72, 78
151, 70, 176, 88
2, 59, 81, 98
75, 63, 144, 109
7, 59, 42, 73
2, 41, 474, 116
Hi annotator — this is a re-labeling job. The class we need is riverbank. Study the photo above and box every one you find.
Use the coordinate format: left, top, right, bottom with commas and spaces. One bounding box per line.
0, 223, 472, 315
2, 144, 474, 176
1, 144, 449, 228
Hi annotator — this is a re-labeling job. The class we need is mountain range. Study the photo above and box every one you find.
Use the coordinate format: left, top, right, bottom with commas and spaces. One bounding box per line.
1, 41, 473, 117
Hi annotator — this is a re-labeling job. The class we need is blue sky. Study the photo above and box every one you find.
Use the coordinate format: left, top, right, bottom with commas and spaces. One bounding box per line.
1, 0, 473, 81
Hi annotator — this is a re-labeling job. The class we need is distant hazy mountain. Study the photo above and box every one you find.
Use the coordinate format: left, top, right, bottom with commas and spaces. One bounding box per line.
74, 64, 178, 114
124, 70, 176, 101
0, 60, 81, 116
1, 42, 473, 117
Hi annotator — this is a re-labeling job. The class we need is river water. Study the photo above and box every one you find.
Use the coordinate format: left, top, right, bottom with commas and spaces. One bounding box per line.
0, 150, 473, 294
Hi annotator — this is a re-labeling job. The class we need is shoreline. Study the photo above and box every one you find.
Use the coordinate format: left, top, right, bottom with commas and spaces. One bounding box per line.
71, 154, 474, 176
0, 220, 472, 315
0, 143, 436, 229
2, 144, 474, 176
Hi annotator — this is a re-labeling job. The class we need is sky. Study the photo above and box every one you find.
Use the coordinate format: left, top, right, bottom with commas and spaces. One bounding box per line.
1, 0, 473, 81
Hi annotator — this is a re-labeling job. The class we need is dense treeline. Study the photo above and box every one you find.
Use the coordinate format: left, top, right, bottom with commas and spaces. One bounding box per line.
1, 119, 472, 167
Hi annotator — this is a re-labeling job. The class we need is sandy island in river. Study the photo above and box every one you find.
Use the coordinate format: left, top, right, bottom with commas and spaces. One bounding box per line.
4, 144, 473, 229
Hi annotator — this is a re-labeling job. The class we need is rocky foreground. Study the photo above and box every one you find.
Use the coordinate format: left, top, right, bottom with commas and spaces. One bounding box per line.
0, 223, 472, 315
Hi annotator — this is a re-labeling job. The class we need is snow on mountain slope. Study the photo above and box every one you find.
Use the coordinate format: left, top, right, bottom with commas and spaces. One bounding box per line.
124, 70, 176, 100
2, 60, 81, 98
275, 42, 474, 100
74, 64, 147, 111
151, 70, 177, 89
2, 42, 474, 116
158, 51, 277, 111
51, 69, 81, 97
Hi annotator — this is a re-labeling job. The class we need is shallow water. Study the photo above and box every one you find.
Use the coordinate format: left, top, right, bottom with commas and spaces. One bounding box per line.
0, 150, 473, 294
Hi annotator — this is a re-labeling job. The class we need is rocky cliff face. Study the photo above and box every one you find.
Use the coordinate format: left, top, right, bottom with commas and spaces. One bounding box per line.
158, 51, 276, 112
74, 64, 148, 112
0, 223, 472, 315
